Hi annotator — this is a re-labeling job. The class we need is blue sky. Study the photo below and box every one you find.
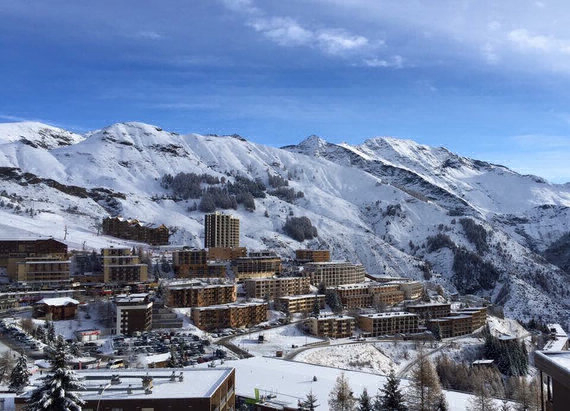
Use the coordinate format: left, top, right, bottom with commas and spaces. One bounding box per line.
1, 0, 570, 182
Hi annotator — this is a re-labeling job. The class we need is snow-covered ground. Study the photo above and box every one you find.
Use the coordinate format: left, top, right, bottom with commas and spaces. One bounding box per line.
487, 316, 529, 339
230, 323, 324, 357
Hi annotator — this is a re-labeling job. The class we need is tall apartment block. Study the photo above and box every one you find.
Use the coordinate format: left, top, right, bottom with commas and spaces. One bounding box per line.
244, 276, 311, 299
295, 249, 330, 263
191, 302, 267, 331
165, 281, 237, 307
406, 303, 452, 320
102, 247, 148, 284
308, 314, 355, 338
358, 312, 419, 337
303, 262, 366, 287
204, 213, 240, 248
115, 293, 153, 336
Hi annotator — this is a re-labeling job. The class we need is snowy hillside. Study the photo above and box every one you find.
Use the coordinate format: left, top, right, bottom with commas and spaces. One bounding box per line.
1, 121, 569, 325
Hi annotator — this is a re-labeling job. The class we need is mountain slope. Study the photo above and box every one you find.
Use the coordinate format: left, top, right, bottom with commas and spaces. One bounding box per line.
1, 122, 569, 325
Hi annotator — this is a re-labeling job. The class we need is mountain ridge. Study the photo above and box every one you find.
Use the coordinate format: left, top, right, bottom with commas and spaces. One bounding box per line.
1, 121, 569, 325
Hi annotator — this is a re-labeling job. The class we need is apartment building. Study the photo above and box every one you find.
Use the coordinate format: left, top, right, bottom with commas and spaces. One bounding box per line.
16, 368, 236, 411
102, 247, 148, 284
244, 276, 311, 299
165, 281, 237, 307
332, 282, 405, 308
208, 247, 247, 261
204, 212, 240, 248
232, 256, 282, 280
295, 249, 331, 263
303, 262, 366, 287
102, 217, 170, 245
308, 314, 355, 338
457, 307, 487, 331
276, 294, 325, 314
1, 238, 68, 282
172, 249, 227, 278
534, 351, 570, 411
15, 257, 71, 285
406, 303, 452, 320
399, 281, 424, 300
358, 312, 419, 337
191, 302, 268, 331
115, 293, 153, 336
426, 314, 473, 339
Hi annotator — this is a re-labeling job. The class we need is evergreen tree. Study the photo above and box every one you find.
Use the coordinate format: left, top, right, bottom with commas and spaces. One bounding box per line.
299, 390, 319, 410
46, 322, 55, 344
377, 369, 407, 411
9, 354, 30, 393
407, 354, 442, 411
35, 326, 45, 343
168, 345, 181, 368
435, 394, 448, 411
0, 351, 15, 384
358, 388, 373, 411
25, 339, 85, 411
311, 298, 321, 317
328, 372, 356, 411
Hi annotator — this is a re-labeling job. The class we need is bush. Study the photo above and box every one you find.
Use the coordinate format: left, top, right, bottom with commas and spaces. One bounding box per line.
426, 234, 456, 253
283, 216, 317, 242
268, 187, 304, 203
268, 173, 288, 188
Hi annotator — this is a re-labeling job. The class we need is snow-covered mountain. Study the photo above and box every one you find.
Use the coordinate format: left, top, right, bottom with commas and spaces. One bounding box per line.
1, 121, 569, 325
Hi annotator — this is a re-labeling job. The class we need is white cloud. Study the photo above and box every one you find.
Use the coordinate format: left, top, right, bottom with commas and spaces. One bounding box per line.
135, 31, 162, 40
508, 29, 570, 55
362, 55, 403, 68
222, 0, 375, 58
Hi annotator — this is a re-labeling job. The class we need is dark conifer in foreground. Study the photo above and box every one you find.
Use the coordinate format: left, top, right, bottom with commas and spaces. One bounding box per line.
377, 368, 407, 411
9, 353, 30, 393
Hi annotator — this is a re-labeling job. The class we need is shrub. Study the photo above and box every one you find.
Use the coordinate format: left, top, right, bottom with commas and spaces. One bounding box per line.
283, 216, 317, 242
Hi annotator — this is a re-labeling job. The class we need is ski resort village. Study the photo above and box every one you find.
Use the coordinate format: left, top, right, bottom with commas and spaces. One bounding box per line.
0, 122, 569, 410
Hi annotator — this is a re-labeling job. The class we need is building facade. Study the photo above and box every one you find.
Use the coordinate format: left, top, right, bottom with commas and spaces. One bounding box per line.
358, 312, 419, 337
295, 249, 331, 263
276, 294, 325, 314
165, 281, 237, 307
32, 297, 79, 320
406, 303, 452, 320
332, 282, 405, 308
534, 351, 570, 411
232, 256, 282, 280
308, 315, 355, 338
398, 281, 424, 300
102, 217, 170, 245
204, 213, 240, 248
192, 302, 268, 331
244, 276, 311, 299
303, 262, 366, 287
16, 257, 71, 285
172, 249, 227, 278
115, 293, 153, 335
102, 247, 148, 283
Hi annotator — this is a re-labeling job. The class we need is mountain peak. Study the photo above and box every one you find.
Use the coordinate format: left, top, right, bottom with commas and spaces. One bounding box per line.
0, 121, 84, 149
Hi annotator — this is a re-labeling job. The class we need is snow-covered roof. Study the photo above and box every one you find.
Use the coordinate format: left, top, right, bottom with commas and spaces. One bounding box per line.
35, 297, 79, 306
359, 311, 418, 319
213, 357, 484, 411
193, 301, 266, 311
548, 323, 567, 337
277, 294, 325, 300
66, 368, 234, 400
408, 302, 451, 308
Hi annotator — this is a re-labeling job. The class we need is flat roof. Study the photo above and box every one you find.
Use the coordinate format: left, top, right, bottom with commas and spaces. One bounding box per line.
360, 312, 417, 319
36, 297, 79, 306
55, 368, 234, 400
193, 301, 266, 311
208, 357, 482, 411
408, 303, 451, 308
278, 294, 325, 300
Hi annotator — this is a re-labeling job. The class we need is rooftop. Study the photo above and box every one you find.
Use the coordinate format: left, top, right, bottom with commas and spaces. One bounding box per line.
535, 351, 570, 390
277, 294, 325, 300
36, 297, 79, 306
37, 368, 235, 400
360, 311, 418, 319
193, 301, 267, 311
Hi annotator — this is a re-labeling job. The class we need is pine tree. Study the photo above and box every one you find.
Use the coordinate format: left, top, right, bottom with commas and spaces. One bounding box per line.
311, 298, 321, 317
377, 369, 407, 411
168, 345, 181, 368
25, 338, 85, 411
299, 390, 319, 410
46, 321, 55, 344
0, 351, 16, 384
407, 353, 442, 411
435, 394, 448, 411
358, 388, 373, 411
9, 354, 30, 393
328, 372, 356, 411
